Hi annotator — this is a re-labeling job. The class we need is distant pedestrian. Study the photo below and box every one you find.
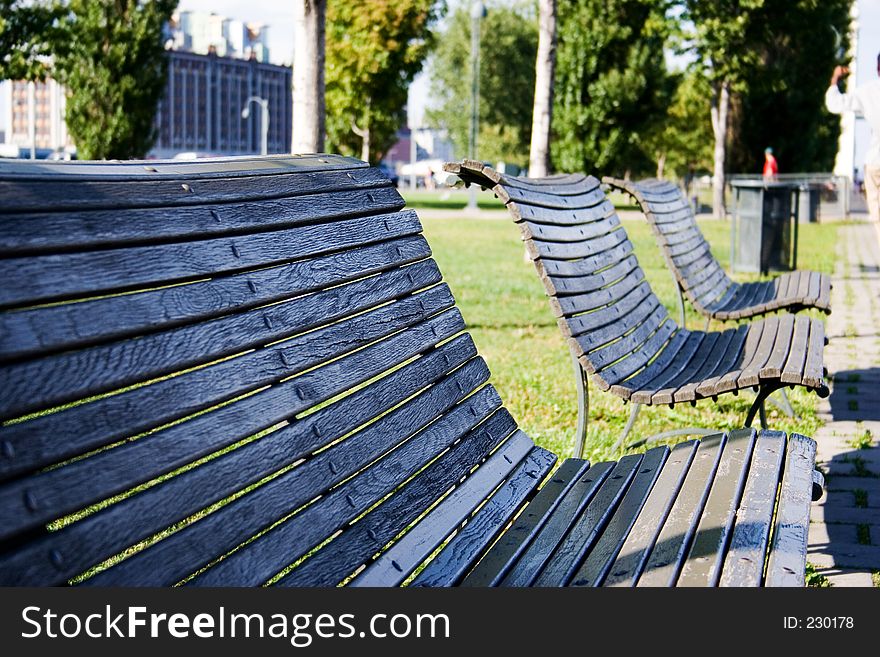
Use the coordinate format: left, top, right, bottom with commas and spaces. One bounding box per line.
826, 58, 880, 223
763, 147, 778, 181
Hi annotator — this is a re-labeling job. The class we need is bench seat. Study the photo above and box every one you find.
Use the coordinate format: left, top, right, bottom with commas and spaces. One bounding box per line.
604, 177, 832, 321
445, 161, 829, 430
0, 155, 821, 586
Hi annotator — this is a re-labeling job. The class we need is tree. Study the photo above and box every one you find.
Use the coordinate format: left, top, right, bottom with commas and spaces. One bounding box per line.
551, 0, 673, 177
683, 1, 764, 218
51, 0, 176, 160
292, 0, 326, 153
727, 0, 852, 174
325, 0, 441, 163
528, 0, 556, 177
427, 1, 537, 168
0, 0, 61, 81
644, 68, 713, 181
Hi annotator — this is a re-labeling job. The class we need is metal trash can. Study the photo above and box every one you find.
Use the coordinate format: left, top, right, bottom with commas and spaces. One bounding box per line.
797, 182, 820, 223
730, 181, 799, 274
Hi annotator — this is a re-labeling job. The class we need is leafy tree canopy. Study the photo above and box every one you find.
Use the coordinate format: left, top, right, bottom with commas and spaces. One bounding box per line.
551, 0, 674, 176
325, 0, 442, 163
52, 0, 177, 160
427, 1, 537, 168
0, 0, 61, 80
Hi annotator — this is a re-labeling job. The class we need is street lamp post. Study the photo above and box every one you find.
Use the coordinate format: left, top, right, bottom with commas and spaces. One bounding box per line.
242, 95, 270, 156
466, 1, 485, 210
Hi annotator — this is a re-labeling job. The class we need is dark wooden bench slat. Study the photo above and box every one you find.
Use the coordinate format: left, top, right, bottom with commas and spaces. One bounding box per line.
0, 307, 465, 540
596, 319, 677, 388
409, 446, 557, 587
719, 431, 787, 587
0, 210, 422, 309
495, 182, 608, 211
802, 318, 826, 389
0, 335, 481, 585
585, 304, 669, 371
574, 296, 662, 356
498, 461, 616, 586
534, 454, 646, 586
554, 266, 645, 317
0, 260, 443, 420
602, 440, 700, 587
275, 410, 519, 588
510, 199, 616, 226
672, 328, 747, 402
623, 331, 701, 403
676, 428, 756, 586
562, 282, 653, 339
520, 214, 620, 244
780, 315, 811, 386
0, 160, 385, 213
351, 431, 539, 587
87, 384, 509, 587
758, 314, 797, 379
0, 235, 431, 363
636, 433, 726, 586
458, 459, 591, 587
0, 182, 403, 257
568, 446, 669, 586
765, 434, 819, 586
537, 232, 632, 278
0, 289, 453, 484
545, 255, 638, 298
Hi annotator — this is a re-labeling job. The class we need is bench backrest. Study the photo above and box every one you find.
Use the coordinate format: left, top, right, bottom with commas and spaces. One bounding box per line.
447, 161, 678, 393
0, 154, 552, 586
603, 178, 735, 314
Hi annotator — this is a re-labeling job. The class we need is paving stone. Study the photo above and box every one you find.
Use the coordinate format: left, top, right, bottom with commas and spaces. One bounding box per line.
819, 569, 875, 587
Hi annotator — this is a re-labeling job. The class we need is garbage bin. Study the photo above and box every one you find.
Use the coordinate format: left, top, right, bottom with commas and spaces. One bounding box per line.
730, 180, 799, 274
797, 182, 820, 223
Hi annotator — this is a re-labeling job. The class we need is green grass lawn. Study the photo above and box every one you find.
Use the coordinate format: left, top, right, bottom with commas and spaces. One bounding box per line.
421, 212, 837, 462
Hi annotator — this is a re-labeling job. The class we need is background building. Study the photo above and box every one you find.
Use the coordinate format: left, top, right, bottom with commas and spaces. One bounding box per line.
152, 50, 292, 158
0, 78, 72, 153
165, 10, 270, 63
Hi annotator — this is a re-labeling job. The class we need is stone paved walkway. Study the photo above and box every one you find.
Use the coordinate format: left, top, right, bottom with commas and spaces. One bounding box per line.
808, 220, 880, 587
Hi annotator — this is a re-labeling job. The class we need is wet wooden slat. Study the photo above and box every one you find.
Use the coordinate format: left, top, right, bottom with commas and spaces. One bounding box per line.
459, 459, 591, 587
720, 431, 787, 587
765, 434, 819, 586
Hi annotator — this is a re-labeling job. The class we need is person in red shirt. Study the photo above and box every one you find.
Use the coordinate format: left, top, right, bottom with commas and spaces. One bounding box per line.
763, 147, 779, 180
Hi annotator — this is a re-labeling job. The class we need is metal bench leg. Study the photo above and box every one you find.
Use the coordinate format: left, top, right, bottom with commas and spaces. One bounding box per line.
745, 384, 781, 428
571, 351, 589, 459
612, 403, 642, 451
672, 273, 686, 329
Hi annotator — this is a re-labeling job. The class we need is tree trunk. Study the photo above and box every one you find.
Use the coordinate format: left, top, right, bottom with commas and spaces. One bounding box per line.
528, 0, 557, 178
656, 152, 666, 180
292, 0, 326, 153
352, 98, 372, 163
709, 80, 729, 219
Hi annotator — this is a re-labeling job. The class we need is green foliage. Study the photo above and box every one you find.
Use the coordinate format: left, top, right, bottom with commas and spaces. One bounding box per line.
645, 68, 714, 179
0, 0, 61, 81
53, 0, 177, 160
551, 0, 673, 176
325, 0, 442, 163
682, 0, 765, 90
804, 562, 831, 587
427, 1, 537, 167
727, 0, 852, 174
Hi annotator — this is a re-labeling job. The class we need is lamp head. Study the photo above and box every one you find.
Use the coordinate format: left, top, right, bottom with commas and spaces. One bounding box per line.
241, 107, 250, 119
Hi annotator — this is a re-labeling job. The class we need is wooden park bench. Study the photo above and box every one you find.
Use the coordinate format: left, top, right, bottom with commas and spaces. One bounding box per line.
604, 177, 832, 325
0, 155, 821, 587
446, 161, 830, 455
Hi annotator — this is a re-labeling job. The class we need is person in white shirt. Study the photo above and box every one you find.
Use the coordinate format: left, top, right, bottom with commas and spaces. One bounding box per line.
826, 58, 880, 223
